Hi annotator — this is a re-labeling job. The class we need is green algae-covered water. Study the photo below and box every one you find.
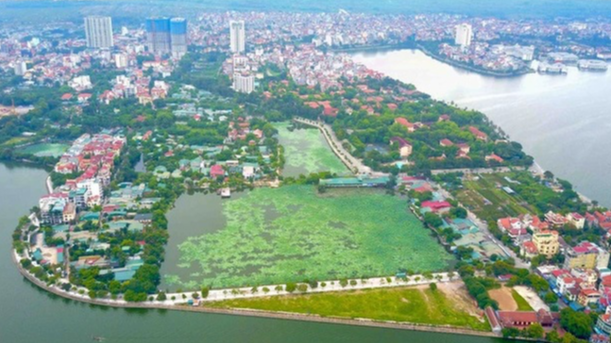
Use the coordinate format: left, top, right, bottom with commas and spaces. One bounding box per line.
162, 186, 453, 289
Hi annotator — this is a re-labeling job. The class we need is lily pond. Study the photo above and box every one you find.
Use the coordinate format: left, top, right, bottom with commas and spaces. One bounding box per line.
161, 185, 454, 290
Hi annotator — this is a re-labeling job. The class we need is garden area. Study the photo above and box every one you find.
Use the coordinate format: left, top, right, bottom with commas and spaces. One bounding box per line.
165, 185, 453, 289
206, 284, 490, 331
454, 173, 537, 223
275, 122, 349, 177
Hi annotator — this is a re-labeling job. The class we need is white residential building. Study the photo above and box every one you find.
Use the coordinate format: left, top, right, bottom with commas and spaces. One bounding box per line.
233, 72, 255, 94
114, 54, 128, 69
230, 20, 246, 53
455, 23, 473, 49
84, 16, 114, 48
14, 61, 27, 76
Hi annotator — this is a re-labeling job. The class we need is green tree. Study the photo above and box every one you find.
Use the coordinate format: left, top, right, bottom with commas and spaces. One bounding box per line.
201, 286, 210, 298
285, 282, 297, 293
525, 323, 544, 339
560, 308, 593, 339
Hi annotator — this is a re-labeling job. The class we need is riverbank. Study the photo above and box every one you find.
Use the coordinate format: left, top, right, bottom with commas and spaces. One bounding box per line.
12, 249, 499, 339
418, 45, 533, 78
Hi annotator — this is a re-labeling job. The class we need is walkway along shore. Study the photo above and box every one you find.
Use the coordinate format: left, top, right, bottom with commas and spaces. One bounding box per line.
11, 249, 499, 339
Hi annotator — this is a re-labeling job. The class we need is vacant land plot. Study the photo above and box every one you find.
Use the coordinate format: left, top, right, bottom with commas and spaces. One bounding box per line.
276, 122, 349, 177
511, 289, 534, 311
169, 185, 453, 289
455, 173, 537, 223
488, 286, 518, 311
206, 283, 490, 331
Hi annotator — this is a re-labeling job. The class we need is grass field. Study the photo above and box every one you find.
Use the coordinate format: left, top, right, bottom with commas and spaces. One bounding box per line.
206, 285, 490, 331
168, 185, 453, 289
0, 137, 30, 148
17, 143, 70, 158
512, 289, 534, 311
455, 173, 536, 223
276, 122, 349, 177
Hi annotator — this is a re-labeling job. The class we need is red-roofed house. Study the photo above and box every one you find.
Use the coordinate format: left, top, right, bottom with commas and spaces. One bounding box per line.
78, 93, 92, 103
395, 117, 416, 132
210, 165, 225, 178
390, 137, 412, 158
61, 93, 73, 101
440, 139, 454, 147
496, 309, 558, 329
421, 201, 452, 214
521, 241, 538, 258
469, 126, 488, 141
498, 217, 528, 238
486, 153, 504, 163
578, 288, 601, 306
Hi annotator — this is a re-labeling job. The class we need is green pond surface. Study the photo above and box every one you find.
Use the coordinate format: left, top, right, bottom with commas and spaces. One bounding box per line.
18, 143, 70, 157
275, 122, 349, 177
163, 185, 454, 290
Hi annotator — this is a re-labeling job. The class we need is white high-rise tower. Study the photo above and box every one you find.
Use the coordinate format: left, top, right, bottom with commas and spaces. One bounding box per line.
84, 16, 114, 48
229, 20, 245, 53
454, 23, 473, 49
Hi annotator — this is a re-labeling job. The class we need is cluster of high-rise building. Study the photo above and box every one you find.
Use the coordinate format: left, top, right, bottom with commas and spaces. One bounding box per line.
146, 17, 188, 57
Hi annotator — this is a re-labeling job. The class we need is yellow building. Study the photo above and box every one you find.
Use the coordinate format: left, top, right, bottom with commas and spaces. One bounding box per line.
563, 241, 606, 270
532, 230, 559, 258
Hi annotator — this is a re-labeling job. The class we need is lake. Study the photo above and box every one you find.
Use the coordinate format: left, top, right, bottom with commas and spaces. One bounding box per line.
353, 49, 611, 206
0, 161, 515, 343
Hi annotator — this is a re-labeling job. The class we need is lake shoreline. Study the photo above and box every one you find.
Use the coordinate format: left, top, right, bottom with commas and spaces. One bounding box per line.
12, 249, 499, 339
417, 45, 533, 78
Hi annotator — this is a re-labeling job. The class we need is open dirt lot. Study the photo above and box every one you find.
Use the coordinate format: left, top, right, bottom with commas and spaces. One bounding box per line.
488, 286, 518, 311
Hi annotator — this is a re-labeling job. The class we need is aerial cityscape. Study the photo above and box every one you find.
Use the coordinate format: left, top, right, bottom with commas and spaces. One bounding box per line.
2, 1, 611, 342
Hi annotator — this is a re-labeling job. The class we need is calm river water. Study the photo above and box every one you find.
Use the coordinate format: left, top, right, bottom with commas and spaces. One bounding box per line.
0, 162, 513, 343
353, 49, 611, 206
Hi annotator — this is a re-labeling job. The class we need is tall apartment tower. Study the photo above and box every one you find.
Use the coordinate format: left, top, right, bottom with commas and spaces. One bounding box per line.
233, 72, 255, 94
170, 18, 188, 57
229, 20, 245, 53
84, 16, 114, 48
146, 17, 171, 54
14, 61, 27, 76
454, 23, 473, 49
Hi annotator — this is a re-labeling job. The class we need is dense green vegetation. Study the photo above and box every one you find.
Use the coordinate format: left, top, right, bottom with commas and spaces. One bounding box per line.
206, 286, 490, 330
167, 185, 453, 289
